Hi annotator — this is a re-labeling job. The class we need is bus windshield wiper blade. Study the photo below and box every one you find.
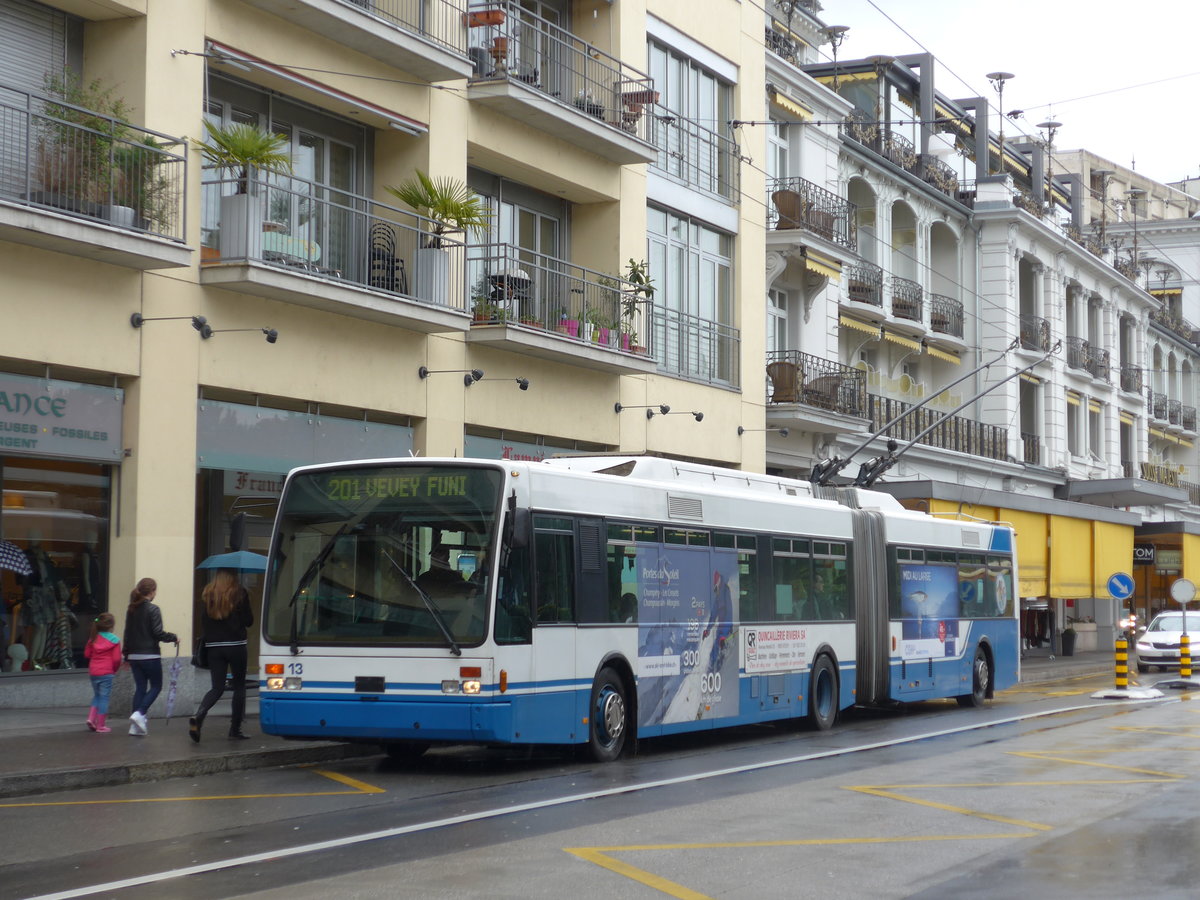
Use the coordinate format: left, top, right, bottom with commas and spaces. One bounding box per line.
287, 522, 350, 655
381, 548, 462, 657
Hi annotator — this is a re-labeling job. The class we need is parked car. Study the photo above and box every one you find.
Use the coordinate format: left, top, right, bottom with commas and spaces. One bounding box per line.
1135, 612, 1198, 672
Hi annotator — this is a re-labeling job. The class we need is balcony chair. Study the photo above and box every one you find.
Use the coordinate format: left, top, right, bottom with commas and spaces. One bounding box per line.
766, 361, 801, 403
369, 222, 408, 294
771, 189, 805, 229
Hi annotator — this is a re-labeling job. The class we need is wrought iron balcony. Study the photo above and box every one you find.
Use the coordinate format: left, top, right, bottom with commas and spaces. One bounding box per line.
1168, 399, 1182, 426
1065, 336, 1094, 373
1120, 364, 1143, 394
844, 261, 883, 307
1113, 255, 1140, 282
1021, 432, 1041, 465
764, 26, 802, 66
767, 176, 857, 249
882, 131, 918, 174
1149, 305, 1198, 343
1013, 190, 1043, 217
918, 154, 958, 196
0, 82, 188, 267
889, 276, 923, 322
649, 111, 740, 203
869, 395, 1008, 462
1185, 406, 1197, 432
929, 294, 963, 338
1149, 390, 1168, 421
1089, 347, 1111, 382
1019, 314, 1051, 352
765, 350, 867, 417
466, 1, 657, 159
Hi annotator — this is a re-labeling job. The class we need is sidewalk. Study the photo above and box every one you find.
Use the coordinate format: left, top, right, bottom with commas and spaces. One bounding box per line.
0, 649, 1119, 800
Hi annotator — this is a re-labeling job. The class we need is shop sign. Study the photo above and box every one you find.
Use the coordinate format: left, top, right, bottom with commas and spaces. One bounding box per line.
0, 372, 122, 462
1156, 548, 1182, 573
1133, 544, 1155, 566
464, 434, 578, 462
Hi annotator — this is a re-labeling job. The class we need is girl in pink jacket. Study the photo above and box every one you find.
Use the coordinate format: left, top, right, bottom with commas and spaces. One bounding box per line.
84, 613, 122, 733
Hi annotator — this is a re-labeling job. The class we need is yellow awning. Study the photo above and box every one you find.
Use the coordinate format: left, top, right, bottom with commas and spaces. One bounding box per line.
883, 331, 922, 351
804, 250, 842, 280
1120, 411, 1135, 425
1184, 534, 1200, 585
930, 499, 997, 521
1150, 288, 1182, 297
1149, 427, 1168, 440
840, 316, 880, 337
1050, 515, 1093, 598
1066, 393, 1081, 406
934, 102, 972, 137
1088, 400, 1101, 413
926, 345, 961, 364
1092, 521, 1133, 596
770, 91, 813, 122
813, 72, 877, 85
1003, 507, 1048, 597
1020, 373, 1041, 384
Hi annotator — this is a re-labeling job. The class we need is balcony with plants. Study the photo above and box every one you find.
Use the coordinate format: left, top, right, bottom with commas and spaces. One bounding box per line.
200, 150, 470, 334
464, 249, 657, 375
1019, 314, 1052, 352
241, 0, 471, 81
1119, 364, 1144, 395
767, 176, 856, 250
0, 77, 189, 269
464, 1, 657, 164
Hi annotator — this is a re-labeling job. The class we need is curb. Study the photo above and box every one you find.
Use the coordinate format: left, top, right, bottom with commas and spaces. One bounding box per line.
0, 741, 380, 800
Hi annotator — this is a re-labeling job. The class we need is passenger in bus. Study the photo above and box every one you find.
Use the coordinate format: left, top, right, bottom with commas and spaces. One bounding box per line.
618, 592, 638, 624
416, 544, 466, 592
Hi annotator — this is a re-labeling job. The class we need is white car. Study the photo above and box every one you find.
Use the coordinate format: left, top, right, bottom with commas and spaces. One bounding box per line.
1136, 612, 1199, 672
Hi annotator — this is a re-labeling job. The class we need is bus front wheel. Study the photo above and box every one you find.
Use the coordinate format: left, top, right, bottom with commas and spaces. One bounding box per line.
957, 647, 990, 708
808, 655, 838, 731
588, 667, 629, 762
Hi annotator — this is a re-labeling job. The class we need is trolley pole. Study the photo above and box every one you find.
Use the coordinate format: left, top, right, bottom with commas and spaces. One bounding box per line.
1114, 638, 1128, 690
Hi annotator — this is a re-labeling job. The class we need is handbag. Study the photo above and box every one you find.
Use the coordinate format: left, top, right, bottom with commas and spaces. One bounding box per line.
191, 638, 209, 669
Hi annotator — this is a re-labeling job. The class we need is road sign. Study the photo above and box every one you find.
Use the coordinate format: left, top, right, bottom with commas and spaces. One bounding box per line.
1107, 572, 1135, 601
1170, 578, 1196, 606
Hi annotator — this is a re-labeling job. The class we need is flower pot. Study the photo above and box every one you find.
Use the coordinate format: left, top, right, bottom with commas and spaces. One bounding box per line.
218, 192, 265, 260
414, 247, 450, 303
620, 332, 632, 352
465, 9, 505, 26
563, 319, 580, 338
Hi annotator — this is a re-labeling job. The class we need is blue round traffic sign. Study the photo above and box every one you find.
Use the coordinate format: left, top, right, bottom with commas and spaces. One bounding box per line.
1107, 572, 1134, 601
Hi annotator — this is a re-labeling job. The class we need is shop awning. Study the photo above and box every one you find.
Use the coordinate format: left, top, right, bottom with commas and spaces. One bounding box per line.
1050, 515, 1093, 598
1186, 534, 1200, 584
1093, 521, 1133, 596
1002, 507, 1048, 598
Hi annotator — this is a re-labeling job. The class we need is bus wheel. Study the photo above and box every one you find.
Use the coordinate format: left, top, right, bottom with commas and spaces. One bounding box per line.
957, 647, 990, 708
383, 740, 430, 761
588, 667, 629, 762
808, 655, 838, 731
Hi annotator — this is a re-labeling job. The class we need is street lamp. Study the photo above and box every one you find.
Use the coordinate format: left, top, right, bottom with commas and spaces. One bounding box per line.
1037, 119, 1061, 214
986, 71, 1014, 176
1126, 187, 1146, 279
824, 25, 849, 92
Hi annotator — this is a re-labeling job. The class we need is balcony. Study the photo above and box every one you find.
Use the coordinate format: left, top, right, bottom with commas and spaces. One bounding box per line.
649, 110, 740, 204
655, 307, 740, 388
765, 350, 867, 418
882, 131, 919, 175
1185, 406, 1197, 433
199, 174, 468, 333
844, 261, 883, 308
767, 176, 856, 249
0, 83, 189, 269
1149, 390, 1167, 421
464, 243, 657, 375
870, 395, 1008, 462
929, 294, 963, 338
889, 276, 923, 323
1065, 336, 1094, 374
242, 0, 470, 82
1021, 431, 1041, 465
1149, 305, 1199, 345
1119, 364, 1143, 394
918, 154, 958, 197
465, 2, 657, 164
1019, 314, 1051, 352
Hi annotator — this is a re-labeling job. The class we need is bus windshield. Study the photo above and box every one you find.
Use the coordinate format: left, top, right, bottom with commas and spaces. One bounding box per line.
262, 464, 504, 650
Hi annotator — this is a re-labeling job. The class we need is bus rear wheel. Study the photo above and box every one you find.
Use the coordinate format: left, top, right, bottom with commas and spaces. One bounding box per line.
808, 655, 838, 731
957, 647, 990, 708
588, 667, 629, 762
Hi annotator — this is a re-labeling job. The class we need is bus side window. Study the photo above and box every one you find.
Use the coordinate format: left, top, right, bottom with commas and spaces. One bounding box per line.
495, 543, 533, 644
535, 530, 575, 623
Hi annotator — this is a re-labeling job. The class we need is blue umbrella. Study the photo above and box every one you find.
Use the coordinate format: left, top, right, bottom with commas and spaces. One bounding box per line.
0, 540, 32, 576
197, 550, 268, 572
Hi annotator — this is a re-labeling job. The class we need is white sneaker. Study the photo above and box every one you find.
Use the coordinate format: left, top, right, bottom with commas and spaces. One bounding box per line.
129, 711, 147, 735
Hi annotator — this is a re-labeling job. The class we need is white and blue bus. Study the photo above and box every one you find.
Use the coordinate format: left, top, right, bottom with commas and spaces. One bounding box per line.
259, 456, 1019, 761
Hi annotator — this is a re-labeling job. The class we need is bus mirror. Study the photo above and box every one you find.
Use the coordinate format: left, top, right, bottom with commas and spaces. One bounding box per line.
508, 507, 531, 549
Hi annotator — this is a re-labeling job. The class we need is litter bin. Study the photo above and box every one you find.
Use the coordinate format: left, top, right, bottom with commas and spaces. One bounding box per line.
1060, 628, 1076, 657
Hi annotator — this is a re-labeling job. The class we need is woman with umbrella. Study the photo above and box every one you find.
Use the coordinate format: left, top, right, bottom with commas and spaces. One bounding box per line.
190, 568, 254, 742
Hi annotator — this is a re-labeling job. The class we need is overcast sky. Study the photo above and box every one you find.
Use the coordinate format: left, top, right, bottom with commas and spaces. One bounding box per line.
817, 0, 1200, 186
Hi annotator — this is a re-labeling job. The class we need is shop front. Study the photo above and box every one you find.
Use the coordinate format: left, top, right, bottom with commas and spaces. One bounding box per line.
1, 371, 122, 677
1131, 525, 1200, 624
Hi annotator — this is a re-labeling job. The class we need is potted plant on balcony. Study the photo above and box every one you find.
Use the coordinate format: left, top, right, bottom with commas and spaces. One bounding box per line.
199, 122, 292, 260
385, 170, 490, 301
111, 135, 174, 233
620, 258, 655, 353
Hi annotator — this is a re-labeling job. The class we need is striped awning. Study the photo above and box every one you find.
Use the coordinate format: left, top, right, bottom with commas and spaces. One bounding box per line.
882, 331, 922, 351
1120, 411, 1135, 425
926, 345, 960, 364
840, 316, 881, 337
804, 249, 842, 280
770, 90, 813, 122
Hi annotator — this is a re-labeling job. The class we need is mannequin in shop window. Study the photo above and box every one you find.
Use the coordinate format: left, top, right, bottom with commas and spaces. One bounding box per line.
79, 541, 103, 615
21, 534, 69, 668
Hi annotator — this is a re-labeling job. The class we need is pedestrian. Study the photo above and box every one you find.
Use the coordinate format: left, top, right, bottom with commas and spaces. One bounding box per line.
123, 577, 179, 736
83, 612, 122, 733
190, 569, 254, 742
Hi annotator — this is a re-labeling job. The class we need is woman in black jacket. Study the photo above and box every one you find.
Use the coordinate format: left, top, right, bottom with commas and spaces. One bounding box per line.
190, 569, 254, 741
123, 577, 178, 736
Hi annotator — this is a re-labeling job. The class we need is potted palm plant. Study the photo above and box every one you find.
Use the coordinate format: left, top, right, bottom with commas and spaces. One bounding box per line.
621, 258, 655, 353
199, 122, 292, 260
385, 171, 490, 302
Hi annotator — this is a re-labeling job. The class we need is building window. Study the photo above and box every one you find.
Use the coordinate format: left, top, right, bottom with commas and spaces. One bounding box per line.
1066, 392, 1081, 457
648, 205, 739, 386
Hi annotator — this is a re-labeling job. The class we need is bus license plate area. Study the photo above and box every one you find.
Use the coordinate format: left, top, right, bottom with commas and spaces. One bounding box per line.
355, 676, 385, 693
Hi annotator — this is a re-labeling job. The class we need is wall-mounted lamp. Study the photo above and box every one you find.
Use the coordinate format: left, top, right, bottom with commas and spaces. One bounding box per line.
615, 402, 670, 420
738, 426, 790, 437
199, 325, 278, 343
663, 410, 704, 422
419, 366, 484, 387
513, 378, 530, 391
130, 313, 209, 332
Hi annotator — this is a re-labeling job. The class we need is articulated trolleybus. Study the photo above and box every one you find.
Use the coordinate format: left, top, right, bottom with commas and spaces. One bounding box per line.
259, 456, 1018, 761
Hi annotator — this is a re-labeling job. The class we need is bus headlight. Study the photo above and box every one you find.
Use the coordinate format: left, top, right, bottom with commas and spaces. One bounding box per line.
441, 680, 462, 694
267, 676, 285, 690
462, 680, 481, 694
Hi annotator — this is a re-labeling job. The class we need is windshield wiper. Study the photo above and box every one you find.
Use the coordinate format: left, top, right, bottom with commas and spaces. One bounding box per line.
287, 522, 350, 655
381, 548, 462, 657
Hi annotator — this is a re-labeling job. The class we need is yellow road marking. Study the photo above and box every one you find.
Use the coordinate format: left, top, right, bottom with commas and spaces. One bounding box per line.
565, 847, 711, 900
1008, 751, 1180, 778
844, 785, 1052, 831
0, 768, 384, 809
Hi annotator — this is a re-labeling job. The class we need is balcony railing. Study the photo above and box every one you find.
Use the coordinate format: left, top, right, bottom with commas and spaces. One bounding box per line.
346, 0, 467, 53
882, 131, 918, 174
929, 294, 963, 338
1149, 390, 1167, 421
1182, 479, 1200, 506
464, 242, 652, 356
918, 154, 958, 196
767, 176, 856, 249
467, 1, 656, 144
0, 83, 186, 241
1019, 314, 1051, 351
1120, 364, 1143, 394
649, 109, 740, 203
870, 395, 1008, 462
764, 26, 802, 66
765, 350, 867, 417
653, 307, 739, 387
844, 261, 883, 307
1013, 190, 1043, 217
1168, 399, 1182, 427
1021, 431, 1041, 465
1149, 305, 1199, 343
1185, 406, 1197, 432
201, 172, 466, 309
1090, 347, 1111, 382
1065, 336, 1093, 373
889, 276, 923, 322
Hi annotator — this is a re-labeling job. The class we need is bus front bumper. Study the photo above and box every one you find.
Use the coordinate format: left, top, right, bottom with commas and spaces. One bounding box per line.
259, 694, 513, 743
